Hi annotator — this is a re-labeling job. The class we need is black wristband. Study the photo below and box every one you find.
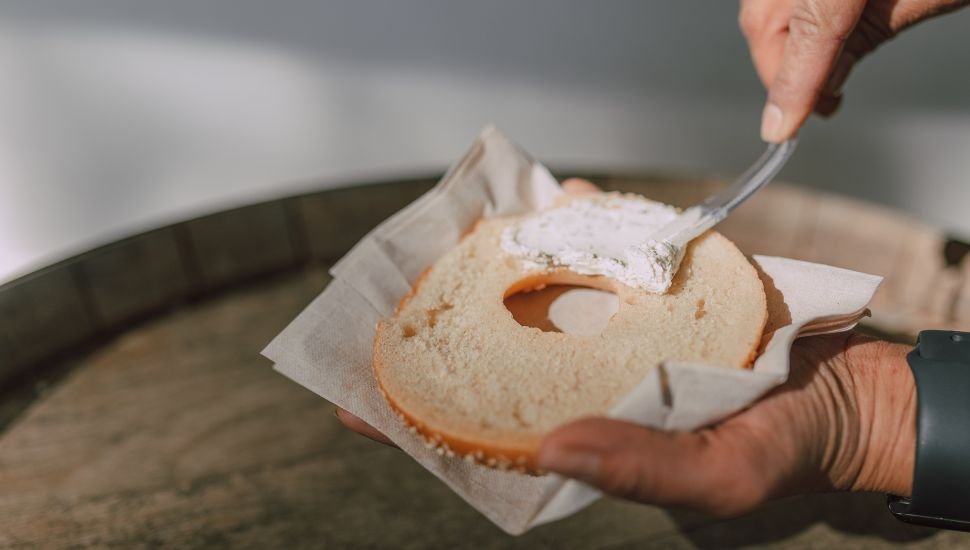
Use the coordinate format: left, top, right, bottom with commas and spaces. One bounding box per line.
888, 330, 970, 531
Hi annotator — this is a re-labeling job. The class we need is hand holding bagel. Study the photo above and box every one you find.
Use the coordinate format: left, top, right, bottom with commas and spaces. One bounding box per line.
337, 180, 917, 516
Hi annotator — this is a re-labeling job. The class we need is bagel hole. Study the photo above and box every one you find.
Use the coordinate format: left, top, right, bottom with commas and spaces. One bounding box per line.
504, 283, 619, 336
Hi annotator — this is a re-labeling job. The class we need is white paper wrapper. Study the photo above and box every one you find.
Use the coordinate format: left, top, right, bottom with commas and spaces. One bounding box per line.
262, 127, 882, 535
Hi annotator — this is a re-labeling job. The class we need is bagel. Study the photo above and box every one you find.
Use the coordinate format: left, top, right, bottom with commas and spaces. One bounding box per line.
373, 193, 767, 473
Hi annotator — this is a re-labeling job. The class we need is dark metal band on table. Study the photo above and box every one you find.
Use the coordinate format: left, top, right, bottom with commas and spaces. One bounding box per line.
0, 172, 966, 420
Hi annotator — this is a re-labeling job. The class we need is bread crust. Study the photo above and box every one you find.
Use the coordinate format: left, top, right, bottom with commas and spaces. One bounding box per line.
372, 201, 767, 475
373, 251, 545, 472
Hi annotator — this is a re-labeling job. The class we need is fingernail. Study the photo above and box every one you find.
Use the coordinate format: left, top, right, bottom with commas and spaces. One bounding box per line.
537, 446, 601, 483
760, 102, 784, 143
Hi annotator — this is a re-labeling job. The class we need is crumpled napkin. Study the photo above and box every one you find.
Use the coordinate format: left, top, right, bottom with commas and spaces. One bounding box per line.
262, 127, 881, 535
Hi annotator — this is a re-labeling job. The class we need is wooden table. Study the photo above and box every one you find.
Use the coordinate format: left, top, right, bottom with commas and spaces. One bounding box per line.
2, 176, 968, 547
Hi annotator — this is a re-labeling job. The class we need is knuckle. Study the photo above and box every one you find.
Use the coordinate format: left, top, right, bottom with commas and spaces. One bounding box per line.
790, 0, 857, 40
789, 3, 826, 37
696, 434, 770, 517
706, 472, 765, 517
738, 7, 762, 37
597, 454, 653, 501
704, 471, 765, 518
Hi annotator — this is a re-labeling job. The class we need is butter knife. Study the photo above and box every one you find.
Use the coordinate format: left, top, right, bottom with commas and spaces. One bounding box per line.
651, 138, 798, 248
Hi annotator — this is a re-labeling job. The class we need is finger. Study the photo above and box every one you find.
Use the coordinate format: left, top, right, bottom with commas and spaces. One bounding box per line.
739, 0, 793, 89
822, 48, 859, 99
561, 178, 601, 195
815, 1, 970, 118
335, 408, 398, 448
814, 90, 843, 117
883, 0, 970, 33
537, 417, 764, 516
761, 0, 867, 142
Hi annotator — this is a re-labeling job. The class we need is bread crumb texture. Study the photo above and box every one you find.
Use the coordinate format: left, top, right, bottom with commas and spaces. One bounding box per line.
373, 196, 766, 470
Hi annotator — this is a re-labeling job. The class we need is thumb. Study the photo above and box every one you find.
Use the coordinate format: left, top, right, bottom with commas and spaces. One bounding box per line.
537, 417, 765, 516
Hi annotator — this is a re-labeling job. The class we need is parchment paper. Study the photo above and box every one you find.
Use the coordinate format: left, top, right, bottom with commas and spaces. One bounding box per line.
262, 127, 881, 535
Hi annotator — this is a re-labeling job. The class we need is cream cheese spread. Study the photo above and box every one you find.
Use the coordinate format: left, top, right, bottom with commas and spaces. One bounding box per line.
500, 193, 686, 293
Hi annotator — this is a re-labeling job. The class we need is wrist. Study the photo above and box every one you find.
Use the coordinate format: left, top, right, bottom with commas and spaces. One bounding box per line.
837, 336, 916, 496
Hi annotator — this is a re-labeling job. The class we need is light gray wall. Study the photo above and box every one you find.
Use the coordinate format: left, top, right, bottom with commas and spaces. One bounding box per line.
1, 1, 968, 281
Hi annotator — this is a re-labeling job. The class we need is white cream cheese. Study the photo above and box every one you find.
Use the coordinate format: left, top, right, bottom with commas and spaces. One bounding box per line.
500, 193, 686, 293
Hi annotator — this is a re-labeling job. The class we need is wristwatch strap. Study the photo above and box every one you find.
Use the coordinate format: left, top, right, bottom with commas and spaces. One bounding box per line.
888, 330, 970, 530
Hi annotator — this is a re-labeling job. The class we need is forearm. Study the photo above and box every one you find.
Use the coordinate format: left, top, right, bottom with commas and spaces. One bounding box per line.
833, 336, 916, 496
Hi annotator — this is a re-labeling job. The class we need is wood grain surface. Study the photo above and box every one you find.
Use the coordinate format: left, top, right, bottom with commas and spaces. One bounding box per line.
2, 178, 969, 547
0, 266, 967, 548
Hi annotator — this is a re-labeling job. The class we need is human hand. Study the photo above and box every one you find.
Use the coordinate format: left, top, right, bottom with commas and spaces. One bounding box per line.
739, 0, 970, 142
338, 331, 916, 517
335, 178, 917, 519
537, 333, 916, 517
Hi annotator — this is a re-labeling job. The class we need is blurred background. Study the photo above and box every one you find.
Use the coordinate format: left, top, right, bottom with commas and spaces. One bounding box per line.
1, 0, 969, 283
5, 3, 970, 546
